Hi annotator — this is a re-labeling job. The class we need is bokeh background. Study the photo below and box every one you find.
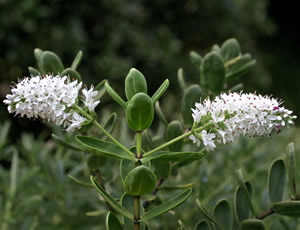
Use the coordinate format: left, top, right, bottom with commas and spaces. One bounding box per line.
1, 1, 300, 229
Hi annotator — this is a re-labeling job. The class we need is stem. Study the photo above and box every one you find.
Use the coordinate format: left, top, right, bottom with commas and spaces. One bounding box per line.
256, 208, 274, 220
134, 196, 140, 230
94, 170, 113, 211
74, 105, 135, 157
144, 122, 213, 157
224, 55, 241, 68
136, 132, 142, 158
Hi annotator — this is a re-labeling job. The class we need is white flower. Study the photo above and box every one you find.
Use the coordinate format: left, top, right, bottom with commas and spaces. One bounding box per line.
3, 74, 87, 132
66, 112, 86, 132
190, 92, 297, 151
82, 87, 100, 112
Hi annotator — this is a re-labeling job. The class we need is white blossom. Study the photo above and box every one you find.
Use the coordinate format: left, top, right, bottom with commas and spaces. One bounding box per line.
82, 87, 100, 112
190, 92, 297, 151
3, 74, 88, 132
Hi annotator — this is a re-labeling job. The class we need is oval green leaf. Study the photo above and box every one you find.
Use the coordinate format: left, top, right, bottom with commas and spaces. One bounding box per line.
28, 66, 40, 75
181, 84, 202, 127
126, 93, 154, 131
140, 188, 192, 221
234, 182, 253, 223
151, 79, 169, 103
105, 82, 127, 109
167, 120, 184, 152
285, 143, 297, 197
124, 165, 157, 196
40, 51, 64, 74
240, 219, 265, 230
71, 50, 83, 70
201, 51, 225, 94
268, 159, 286, 203
125, 68, 147, 100
273, 201, 300, 217
75, 136, 136, 162
61, 68, 82, 82
213, 199, 233, 230
220, 38, 241, 62
106, 211, 123, 230
190, 51, 202, 66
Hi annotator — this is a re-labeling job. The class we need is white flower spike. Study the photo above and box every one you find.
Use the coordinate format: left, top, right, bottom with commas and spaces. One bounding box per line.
3, 74, 101, 132
190, 92, 297, 151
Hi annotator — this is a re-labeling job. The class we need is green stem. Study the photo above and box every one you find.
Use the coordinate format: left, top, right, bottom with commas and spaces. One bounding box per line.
144, 122, 213, 157
136, 132, 142, 158
74, 105, 135, 157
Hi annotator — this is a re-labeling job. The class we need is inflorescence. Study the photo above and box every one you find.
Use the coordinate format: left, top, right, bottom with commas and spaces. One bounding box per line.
3, 74, 100, 132
190, 92, 297, 151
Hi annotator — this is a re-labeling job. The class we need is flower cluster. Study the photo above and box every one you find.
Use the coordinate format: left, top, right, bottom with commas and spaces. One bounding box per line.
3, 75, 100, 132
190, 92, 297, 151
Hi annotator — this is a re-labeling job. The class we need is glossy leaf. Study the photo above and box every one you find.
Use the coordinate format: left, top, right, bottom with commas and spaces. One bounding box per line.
90, 175, 133, 220
125, 68, 147, 100
140, 188, 192, 221
268, 159, 286, 203
190, 51, 202, 66
126, 93, 154, 131
71, 50, 83, 70
220, 38, 240, 62
194, 220, 211, 230
285, 143, 297, 197
105, 82, 127, 109
201, 51, 225, 94
124, 166, 157, 196
75, 136, 136, 162
40, 51, 64, 74
155, 101, 168, 126
273, 201, 300, 217
167, 120, 184, 152
61, 68, 82, 82
151, 79, 169, 103
240, 219, 265, 230
181, 84, 202, 126
213, 199, 232, 230
142, 151, 205, 163
106, 211, 123, 230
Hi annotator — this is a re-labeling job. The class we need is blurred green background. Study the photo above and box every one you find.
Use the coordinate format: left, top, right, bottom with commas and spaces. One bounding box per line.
1, 0, 300, 229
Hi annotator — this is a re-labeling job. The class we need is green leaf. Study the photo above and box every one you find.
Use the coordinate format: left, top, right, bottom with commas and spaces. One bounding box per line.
75, 136, 136, 162
195, 199, 225, 230
126, 93, 154, 131
61, 68, 82, 82
225, 54, 256, 81
268, 159, 286, 203
105, 82, 127, 109
152, 161, 171, 179
103, 112, 118, 136
120, 159, 136, 183
177, 68, 186, 90
181, 84, 202, 127
40, 51, 64, 74
228, 83, 243, 92
151, 79, 169, 104
86, 210, 106, 216
220, 38, 241, 62
213, 199, 233, 230
159, 183, 193, 191
90, 175, 133, 220
28, 66, 40, 75
273, 201, 300, 217
201, 51, 225, 94
68, 174, 93, 188
10, 151, 19, 198
71, 50, 83, 70
142, 151, 205, 163
0, 121, 10, 150
121, 193, 146, 230
155, 101, 168, 126
194, 220, 211, 230
106, 211, 123, 230
190, 51, 202, 66
167, 120, 184, 152
236, 169, 255, 215
125, 68, 147, 100
34, 48, 43, 62
140, 188, 192, 221
285, 143, 297, 197
234, 182, 253, 223
240, 219, 265, 230
51, 134, 81, 151
124, 165, 157, 196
